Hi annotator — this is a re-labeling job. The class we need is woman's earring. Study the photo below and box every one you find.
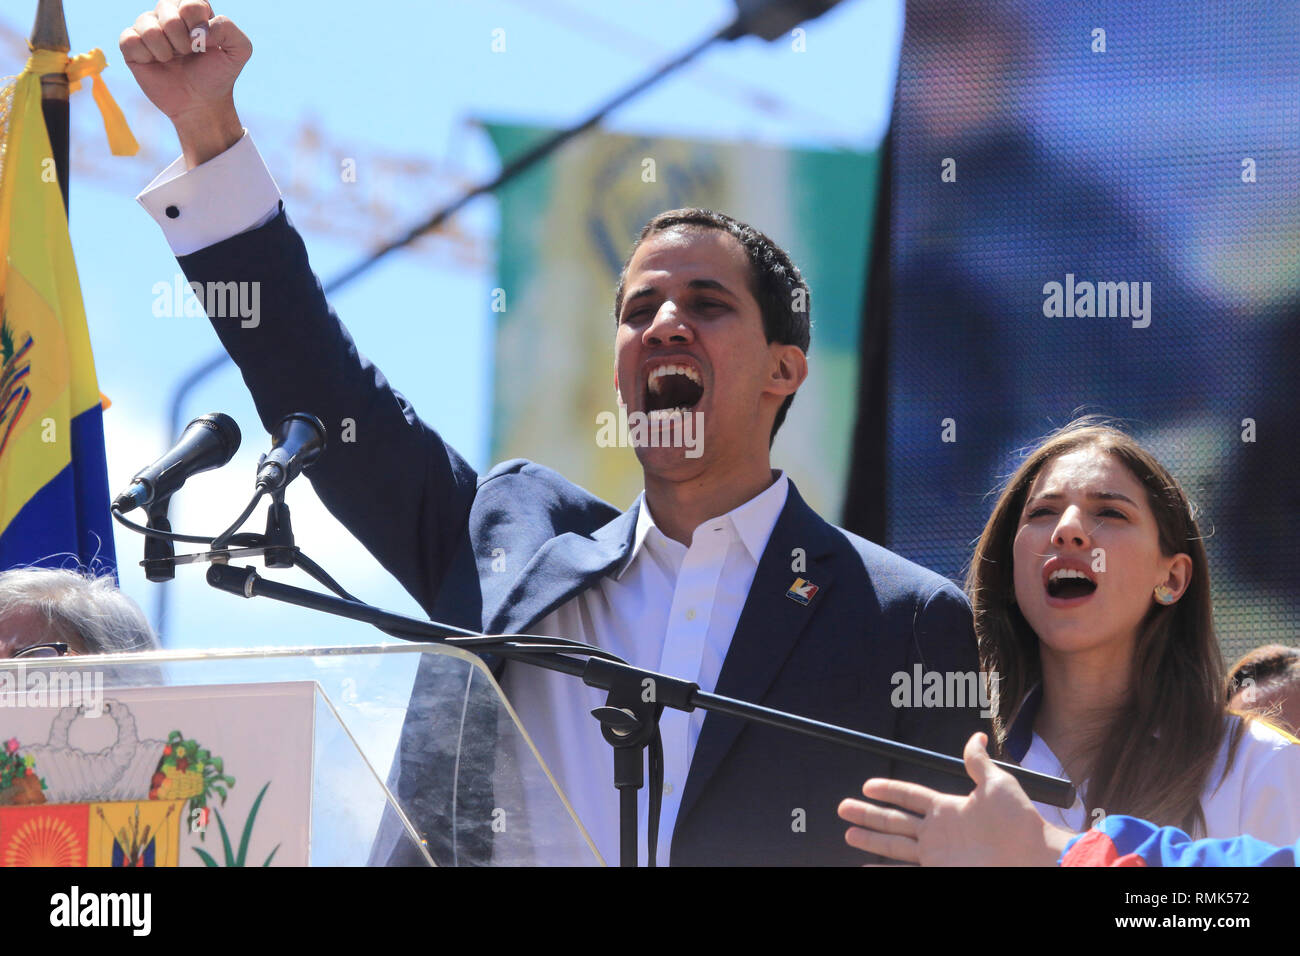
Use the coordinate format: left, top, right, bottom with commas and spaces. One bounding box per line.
1153, 585, 1176, 605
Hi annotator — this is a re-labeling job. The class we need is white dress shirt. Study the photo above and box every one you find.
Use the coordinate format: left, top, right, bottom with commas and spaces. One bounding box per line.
504, 474, 789, 866
137, 139, 792, 865
1022, 716, 1300, 845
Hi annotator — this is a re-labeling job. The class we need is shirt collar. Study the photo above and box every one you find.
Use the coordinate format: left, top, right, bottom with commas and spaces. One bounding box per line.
616, 471, 789, 579
618, 495, 664, 580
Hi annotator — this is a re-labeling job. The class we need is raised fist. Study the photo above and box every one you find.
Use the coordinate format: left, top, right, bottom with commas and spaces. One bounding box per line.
120, 1, 250, 165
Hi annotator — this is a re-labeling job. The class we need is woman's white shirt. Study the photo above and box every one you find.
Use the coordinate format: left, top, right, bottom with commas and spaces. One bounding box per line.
1022, 715, 1300, 844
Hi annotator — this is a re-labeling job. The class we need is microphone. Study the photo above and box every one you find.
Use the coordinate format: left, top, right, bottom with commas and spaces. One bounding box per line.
255, 413, 326, 493
113, 413, 241, 513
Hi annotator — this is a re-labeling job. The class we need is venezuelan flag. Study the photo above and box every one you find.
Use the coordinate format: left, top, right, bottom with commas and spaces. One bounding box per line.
1062, 816, 1298, 867
0, 48, 136, 573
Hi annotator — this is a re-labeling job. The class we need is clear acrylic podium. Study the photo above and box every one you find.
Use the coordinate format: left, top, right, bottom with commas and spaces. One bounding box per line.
5, 644, 602, 866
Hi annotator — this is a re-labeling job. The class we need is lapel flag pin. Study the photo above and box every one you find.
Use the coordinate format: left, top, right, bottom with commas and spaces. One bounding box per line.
785, 577, 819, 606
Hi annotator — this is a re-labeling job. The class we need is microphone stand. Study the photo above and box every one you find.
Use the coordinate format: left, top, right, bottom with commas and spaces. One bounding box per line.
201, 562, 1077, 867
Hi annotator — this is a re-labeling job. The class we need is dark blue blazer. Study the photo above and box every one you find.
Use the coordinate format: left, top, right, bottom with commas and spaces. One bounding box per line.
178, 208, 987, 865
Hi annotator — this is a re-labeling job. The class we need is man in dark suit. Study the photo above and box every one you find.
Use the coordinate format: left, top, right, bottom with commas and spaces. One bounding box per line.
121, 1, 987, 865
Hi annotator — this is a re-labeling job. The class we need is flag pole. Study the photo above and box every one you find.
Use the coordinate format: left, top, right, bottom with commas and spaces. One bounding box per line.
30, 0, 71, 217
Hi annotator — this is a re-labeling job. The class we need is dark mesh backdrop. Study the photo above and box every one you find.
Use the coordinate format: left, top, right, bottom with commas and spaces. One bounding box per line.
885, 0, 1300, 663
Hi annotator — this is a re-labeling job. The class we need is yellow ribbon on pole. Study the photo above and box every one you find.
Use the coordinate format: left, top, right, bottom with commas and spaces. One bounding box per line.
25, 46, 139, 156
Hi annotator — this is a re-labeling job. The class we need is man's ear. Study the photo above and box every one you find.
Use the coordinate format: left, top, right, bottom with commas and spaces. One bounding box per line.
765, 343, 808, 398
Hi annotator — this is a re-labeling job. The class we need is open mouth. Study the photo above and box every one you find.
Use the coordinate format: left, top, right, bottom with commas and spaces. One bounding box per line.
645, 364, 704, 414
1045, 568, 1098, 600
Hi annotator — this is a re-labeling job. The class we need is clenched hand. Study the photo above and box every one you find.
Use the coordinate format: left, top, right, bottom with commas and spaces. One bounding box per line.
119, 1, 251, 167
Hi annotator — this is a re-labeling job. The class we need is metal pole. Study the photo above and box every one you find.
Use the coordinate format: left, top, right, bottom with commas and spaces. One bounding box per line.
30, 0, 70, 215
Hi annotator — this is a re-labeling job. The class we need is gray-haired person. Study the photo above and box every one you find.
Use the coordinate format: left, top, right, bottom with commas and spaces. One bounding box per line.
0, 568, 160, 659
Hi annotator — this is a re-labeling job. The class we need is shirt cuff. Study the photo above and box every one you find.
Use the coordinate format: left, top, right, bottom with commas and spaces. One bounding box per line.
136, 130, 282, 256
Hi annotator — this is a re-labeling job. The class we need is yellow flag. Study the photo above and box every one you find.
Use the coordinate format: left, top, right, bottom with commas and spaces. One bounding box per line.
0, 48, 135, 569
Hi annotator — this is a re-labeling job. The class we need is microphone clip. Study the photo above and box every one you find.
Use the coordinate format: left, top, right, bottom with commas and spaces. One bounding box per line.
142, 495, 176, 582
262, 488, 296, 569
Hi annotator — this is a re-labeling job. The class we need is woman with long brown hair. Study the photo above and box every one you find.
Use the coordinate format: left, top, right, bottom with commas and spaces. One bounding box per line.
841, 418, 1299, 857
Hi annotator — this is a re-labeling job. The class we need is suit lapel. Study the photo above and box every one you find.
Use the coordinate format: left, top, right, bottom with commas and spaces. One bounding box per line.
676, 482, 838, 827
484, 502, 640, 635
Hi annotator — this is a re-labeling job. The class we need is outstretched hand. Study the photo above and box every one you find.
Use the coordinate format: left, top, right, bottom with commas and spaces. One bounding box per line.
837, 732, 1076, 866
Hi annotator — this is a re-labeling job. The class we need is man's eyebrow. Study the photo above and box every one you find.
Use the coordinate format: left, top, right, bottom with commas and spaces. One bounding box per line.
1028, 491, 1139, 506
621, 278, 738, 311
623, 285, 656, 308
685, 278, 736, 296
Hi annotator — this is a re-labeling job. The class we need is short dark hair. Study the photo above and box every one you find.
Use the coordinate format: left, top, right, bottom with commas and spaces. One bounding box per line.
613, 208, 811, 445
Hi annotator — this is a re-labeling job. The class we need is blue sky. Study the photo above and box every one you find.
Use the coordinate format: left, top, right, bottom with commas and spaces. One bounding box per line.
3, 0, 901, 647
